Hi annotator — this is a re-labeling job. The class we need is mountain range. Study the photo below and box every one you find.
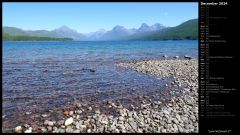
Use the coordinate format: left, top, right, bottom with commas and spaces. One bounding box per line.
3, 18, 198, 41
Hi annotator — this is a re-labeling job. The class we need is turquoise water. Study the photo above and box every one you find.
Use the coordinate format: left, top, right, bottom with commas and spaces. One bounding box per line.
3, 40, 198, 62
3, 40, 198, 63
2, 40, 197, 129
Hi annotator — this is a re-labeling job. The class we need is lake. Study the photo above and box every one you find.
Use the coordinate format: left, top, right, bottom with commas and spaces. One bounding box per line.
2, 40, 198, 130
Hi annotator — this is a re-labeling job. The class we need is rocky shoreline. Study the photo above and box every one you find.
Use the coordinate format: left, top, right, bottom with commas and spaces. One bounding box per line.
9, 59, 198, 133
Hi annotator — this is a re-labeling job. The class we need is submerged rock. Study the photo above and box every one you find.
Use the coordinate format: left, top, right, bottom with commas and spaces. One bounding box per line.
81, 68, 95, 72
163, 55, 168, 58
184, 55, 192, 59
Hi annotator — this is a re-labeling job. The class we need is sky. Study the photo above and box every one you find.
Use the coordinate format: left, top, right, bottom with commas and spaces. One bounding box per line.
3, 2, 198, 33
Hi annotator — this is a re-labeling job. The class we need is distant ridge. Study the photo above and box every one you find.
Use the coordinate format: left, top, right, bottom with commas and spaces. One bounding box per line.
3, 19, 198, 41
131, 19, 198, 40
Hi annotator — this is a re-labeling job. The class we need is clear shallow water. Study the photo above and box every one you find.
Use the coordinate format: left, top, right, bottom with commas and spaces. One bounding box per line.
2, 40, 197, 130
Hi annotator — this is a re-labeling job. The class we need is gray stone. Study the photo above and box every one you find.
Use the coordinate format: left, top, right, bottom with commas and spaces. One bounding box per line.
118, 116, 125, 121
57, 120, 65, 125
41, 127, 47, 133
76, 103, 82, 108
87, 129, 91, 133
53, 126, 58, 131
162, 110, 169, 115
44, 120, 54, 126
69, 111, 74, 116
161, 129, 167, 133
190, 115, 196, 121
23, 124, 30, 128
48, 121, 54, 126
47, 126, 52, 131
95, 110, 101, 114
178, 126, 183, 133
176, 114, 182, 121
76, 110, 82, 114
59, 128, 65, 133
172, 118, 179, 124
73, 130, 81, 133
24, 129, 32, 133
41, 114, 48, 118
65, 127, 73, 133
173, 124, 178, 132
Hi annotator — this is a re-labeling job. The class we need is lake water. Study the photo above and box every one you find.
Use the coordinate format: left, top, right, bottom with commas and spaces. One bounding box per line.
2, 40, 198, 130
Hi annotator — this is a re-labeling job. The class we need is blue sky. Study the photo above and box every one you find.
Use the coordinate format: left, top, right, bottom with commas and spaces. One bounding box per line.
3, 2, 198, 33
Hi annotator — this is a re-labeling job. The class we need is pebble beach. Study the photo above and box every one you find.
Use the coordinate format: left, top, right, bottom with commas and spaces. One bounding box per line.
9, 58, 198, 133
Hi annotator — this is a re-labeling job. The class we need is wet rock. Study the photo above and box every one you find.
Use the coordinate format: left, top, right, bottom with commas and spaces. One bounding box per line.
53, 126, 58, 132
59, 128, 65, 133
82, 68, 95, 72
111, 103, 118, 108
88, 107, 92, 111
178, 126, 184, 133
41, 114, 48, 118
63, 111, 69, 116
25, 112, 31, 115
23, 124, 30, 128
57, 120, 65, 125
65, 117, 74, 126
184, 55, 192, 59
44, 120, 54, 126
66, 127, 73, 133
190, 115, 196, 121
162, 110, 169, 115
101, 119, 108, 125
172, 118, 179, 124
15, 126, 22, 133
173, 124, 178, 132
161, 128, 167, 133
69, 111, 74, 116
73, 130, 81, 133
163, 55, 168, 58
41, 127, 47, 133
118, 116, 125, 121
114, 128, 120, 133
24, 129, 32, 133
76, 110, 82, 114
95, 110, 101, 114
2, 115, 6, 119
76, 103, 82, 108
176, 114, 181, 121
47, 126, 52, 131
